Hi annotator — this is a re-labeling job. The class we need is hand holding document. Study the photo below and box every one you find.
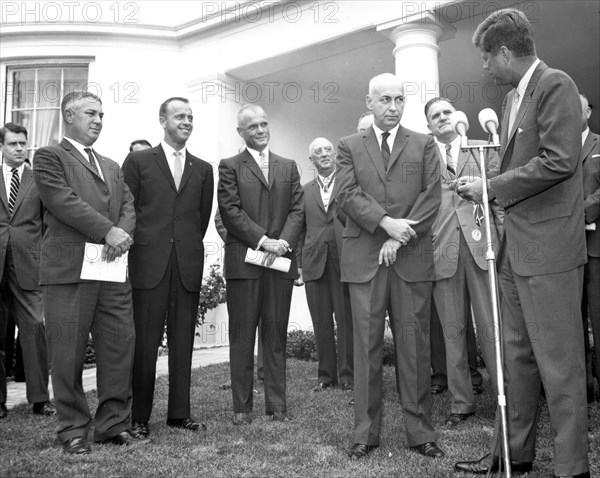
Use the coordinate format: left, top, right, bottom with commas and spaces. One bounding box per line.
245, 248, 291, 273
80, 243, 128, 282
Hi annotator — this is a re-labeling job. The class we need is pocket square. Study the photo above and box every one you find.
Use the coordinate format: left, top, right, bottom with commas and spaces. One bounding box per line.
518, 127, 523, 133
592, 154, 600, 158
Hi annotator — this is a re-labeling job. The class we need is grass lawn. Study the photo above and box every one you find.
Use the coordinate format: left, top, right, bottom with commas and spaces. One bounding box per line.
1, 359, 598, 477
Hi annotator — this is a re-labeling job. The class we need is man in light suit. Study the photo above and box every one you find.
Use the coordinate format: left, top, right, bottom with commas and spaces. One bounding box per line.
456, 9, 589, 477
580, 93, 600, 402
336, 73, 442, 459
218, 105, 303, 425
34, 91, 140, 454
296, 137, 353, 393
123, 97, 214, 438
0, 123, 54, 419
424, 97, 501, 426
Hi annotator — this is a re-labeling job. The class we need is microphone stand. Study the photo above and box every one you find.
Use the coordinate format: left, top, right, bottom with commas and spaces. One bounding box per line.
460, 139, 512, 478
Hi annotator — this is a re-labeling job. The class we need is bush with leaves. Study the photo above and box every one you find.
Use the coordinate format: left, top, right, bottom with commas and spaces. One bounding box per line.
197, 263, 227, 326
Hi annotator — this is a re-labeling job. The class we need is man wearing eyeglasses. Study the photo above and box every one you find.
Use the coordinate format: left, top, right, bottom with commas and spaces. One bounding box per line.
336, 73, 442, 460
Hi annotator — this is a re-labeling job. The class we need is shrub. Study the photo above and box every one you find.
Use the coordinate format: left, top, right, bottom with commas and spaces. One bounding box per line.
197, 263, 227, 326
286, 329, 318, 361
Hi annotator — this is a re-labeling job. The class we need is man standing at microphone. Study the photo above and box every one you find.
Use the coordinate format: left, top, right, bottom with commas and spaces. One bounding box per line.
456, 9, 589, 478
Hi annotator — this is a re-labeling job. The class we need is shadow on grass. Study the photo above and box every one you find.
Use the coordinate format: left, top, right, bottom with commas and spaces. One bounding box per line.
0, 360, 598, 477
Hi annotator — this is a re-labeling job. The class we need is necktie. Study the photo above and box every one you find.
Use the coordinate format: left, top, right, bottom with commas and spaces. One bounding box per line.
8, 167, 20, 215
173, 151, 183, 189
508, 89, 520, 135
83, 147, 99, 173
259, 151, 269, 183
381, 132, 390, 170
445, 143, 456, 176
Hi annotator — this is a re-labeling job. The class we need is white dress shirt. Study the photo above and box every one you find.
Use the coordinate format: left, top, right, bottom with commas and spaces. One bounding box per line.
64, 136, 105, 181
161, 141, 187, 180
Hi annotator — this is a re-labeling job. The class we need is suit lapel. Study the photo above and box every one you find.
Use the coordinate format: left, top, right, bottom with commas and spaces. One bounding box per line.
0, 168, 8, 213
11, 166, 34, 215
179, 152, 195, 192
581, 133, 598, 163
363, 128, 386, 184
456, 148, 480, 177
242, 150, 268, 189
310, 179, 325, 213
387, 127, 409, 171
153, 146, 178, 192
61, 139, 104, 182
268, 152, 278, 190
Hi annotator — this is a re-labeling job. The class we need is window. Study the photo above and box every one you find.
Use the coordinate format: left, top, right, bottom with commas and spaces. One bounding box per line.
5, 64, 89, 158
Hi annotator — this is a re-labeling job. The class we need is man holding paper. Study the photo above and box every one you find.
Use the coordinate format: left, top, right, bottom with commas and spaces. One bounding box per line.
218, 104, 304, 424
34, 91, 138, 454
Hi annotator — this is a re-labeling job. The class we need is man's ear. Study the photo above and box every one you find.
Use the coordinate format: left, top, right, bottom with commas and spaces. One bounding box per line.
366, 94, 373, 110
500, 46, 511, 64
159, 116, 166, 128
64, 109, 73, 124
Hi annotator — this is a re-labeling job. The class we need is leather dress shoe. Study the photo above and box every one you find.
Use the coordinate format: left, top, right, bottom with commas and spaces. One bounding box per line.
130, 421, 150, 438
455, 453, 533, 474
312, 382, 335, 392
167, 417, 207, 432
445, 412, 474, 426
473, 385, 484, 395
430, 384, 446, 394
233, 412, 252, 425
341, 383, 354, 392
0, 403, 7, 419
99, 430, 150, 446
62, 436, 91, 455
348, 443, 378, 460
270, 411, 292, 422
33, 401, 56, 416
411, 442, 445, 458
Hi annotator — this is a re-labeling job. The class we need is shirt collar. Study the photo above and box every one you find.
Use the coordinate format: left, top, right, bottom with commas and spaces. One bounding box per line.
582, 127, 590, 145
516, 58, 541, 98
246, 146, 269, 163
372, 122, 400, 141
2, 161, 25, 176
64, 136, 98, 160
161, 141, 186, 159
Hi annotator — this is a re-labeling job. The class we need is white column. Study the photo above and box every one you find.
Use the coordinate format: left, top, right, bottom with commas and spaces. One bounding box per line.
378, 14, 454, 133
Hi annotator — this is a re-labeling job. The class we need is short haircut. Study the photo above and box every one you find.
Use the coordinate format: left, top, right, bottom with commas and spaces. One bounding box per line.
129, 139, 152, 151
473, 8, 536, 57
580, 93, 593, 109
61, 91, 102, 118
424, 97, 455, 118
237, 104, 266, 126
0, 122, 28, 143
159, 97, 189, 118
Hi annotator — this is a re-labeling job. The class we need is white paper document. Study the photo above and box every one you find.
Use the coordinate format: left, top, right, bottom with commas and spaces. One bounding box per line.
244, 248, 291, 273
80, 243, 128, 282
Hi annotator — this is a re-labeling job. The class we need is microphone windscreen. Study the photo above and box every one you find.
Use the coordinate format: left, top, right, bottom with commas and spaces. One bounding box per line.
449, 111, 469, 133
478, 108, 499, 133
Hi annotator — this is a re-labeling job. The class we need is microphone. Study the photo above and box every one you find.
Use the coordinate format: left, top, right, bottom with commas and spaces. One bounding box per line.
449, 111, 469, 149
478, 108, 500, 145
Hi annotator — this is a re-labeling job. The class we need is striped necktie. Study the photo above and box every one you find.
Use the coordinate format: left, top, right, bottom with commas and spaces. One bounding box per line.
445, 143, 456, 176
8, 167, 20, 215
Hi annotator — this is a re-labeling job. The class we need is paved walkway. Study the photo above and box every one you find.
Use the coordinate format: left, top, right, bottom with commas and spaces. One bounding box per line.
5, 346, 230, 410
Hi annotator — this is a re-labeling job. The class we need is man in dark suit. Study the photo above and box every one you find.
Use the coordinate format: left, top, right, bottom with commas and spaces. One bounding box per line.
456, 9, 589, 477
424, 97, 501, 426
580, 93, 600, 402
336, 73, 442, 459
296, 137, 353, 393
218, 104, 303, 425
34, 91, 139, 454
123, 97, 214, 438
0, 123, 54, 419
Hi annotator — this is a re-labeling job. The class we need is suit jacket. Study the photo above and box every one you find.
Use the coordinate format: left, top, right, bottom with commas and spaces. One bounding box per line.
432, 140, 500, 280
33, 139, 135, 284
122, 145, 214, 292
297, 178, 342, 282
336, 125, 441, 283
489, 61, 586, 276
0, 164, 43, 290
218, 149, 304, 280
582, 131, 600, 257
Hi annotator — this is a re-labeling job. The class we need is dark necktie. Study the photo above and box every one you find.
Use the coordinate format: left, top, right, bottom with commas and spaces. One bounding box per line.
8, 167, 20, 215
446, 143, 456, 176
381, 132, 390, 170
84, 147, 99, 173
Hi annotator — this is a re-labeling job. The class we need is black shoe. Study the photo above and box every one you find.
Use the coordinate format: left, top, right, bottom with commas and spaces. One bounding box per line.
312, 382, 335, 392
411, 442, 445, 458
167, 417, 207, 432
445, 412, 474, 426
63, 436, 91, 455
455, 454, 533, 474
99, 430, 150, 445
33, 402, 56, 416
270, 411, 292, 422
0, 403, 7, 419
131, 421, 150, 439
473, 385, 484, 395
341, 383, 354, 392
233, 413, 252, 425
348, 443, 378, 460
430, 384, 446, 394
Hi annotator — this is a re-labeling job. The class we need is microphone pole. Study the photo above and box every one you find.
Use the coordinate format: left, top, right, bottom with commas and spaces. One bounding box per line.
454, 110, 512, 477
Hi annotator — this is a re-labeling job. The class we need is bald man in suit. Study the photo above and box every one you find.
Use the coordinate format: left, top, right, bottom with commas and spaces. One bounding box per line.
336, 73, 442, 460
